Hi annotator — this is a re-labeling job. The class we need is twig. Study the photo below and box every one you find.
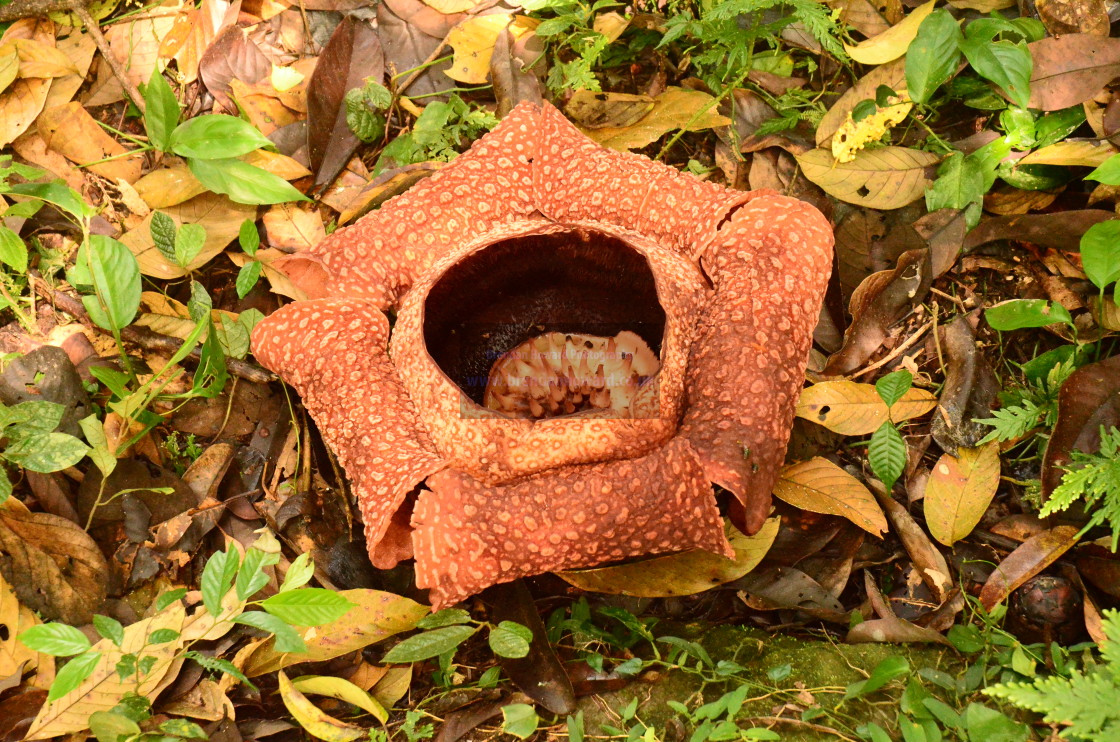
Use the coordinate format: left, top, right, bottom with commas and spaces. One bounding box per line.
69, 1, 147, 115
31, 274, 274, 384
0, 0, 72, 23
849, 320, 933, 379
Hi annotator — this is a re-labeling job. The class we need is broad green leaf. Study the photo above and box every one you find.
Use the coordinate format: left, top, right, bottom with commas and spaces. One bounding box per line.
200, 547, 239, 617
235, 547, 278, 601
905, 9, 962, 105
1087, 154, 1120, 185
416, 608, 471, 629
1080, 220, 1120, 291
502, 703, 539, 739
963, 703, 1029, 741
234, 611, 307, 653
169, 115, 272, 159
1035, 106, 1086, 149
874, 369, 913, 409
869, 422, 906, 490
0, 225, 28, 272
846, 656, 910, 699
19, 622, 91, 656
260, 588, 354, 626
174, 223, 206, 269
0, 467, 11, 505
48, 650, 101, 701
986, 299, 1073, 331
6, 182, 93, 221
962, 38, 1031, 110
148, 628, 180, 644
4, 432, 90, 472
188, 157, 309, 205
143, 69, 180, 152
488, 621, 532, 659
926, 151, 984, 213
159, 719, 206, 739
92, 615, 124, 647
235, 260, 261, 299
89, 710, 142, 742
79, 235, 141, 331
279, 552, 314, 592
381, 625, 476, 663
154, 588, 187, 612
5, 400, 64, 434
239, 218, 259, 255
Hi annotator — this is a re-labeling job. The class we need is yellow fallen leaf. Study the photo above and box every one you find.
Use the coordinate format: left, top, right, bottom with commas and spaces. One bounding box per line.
817, 57, 907, 147
291, 675, 388, 722
278, 671, 366, 742
774, 458, 888, 536
12, 38, 78, 78
558, 518, 778, 597
796, 380, 937, 434
0, 78, 50, 148
581, 86, 731, 151
37, 102, 144, 183
0, 50, 18, 95
420, 0, 482, 12
924, 442, 1001, 546
832, 99, 912, 163
593, 11, 630, 42
844, 0, 936, 65
796, 146, 940, 209
0, 570, 53, 689
1019, 139, 1119, 167
445, 14, 538, 85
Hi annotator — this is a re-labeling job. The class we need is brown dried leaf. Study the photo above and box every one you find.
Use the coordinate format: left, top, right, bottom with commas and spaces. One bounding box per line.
566, 90, 654, 129
796, 381, 937, 435
37, 102, 143, 183
964, 209, 1117, 251
580, 87, 730, 151
774, 458, 887, 536
490, 23, 544, 117
1028, 34, 1120, 111
1041, 354, 1120, 498
875, 487, 953, 601
377, 0, 463, 98
979, 526, 1080, 611
199, 24, 270, 112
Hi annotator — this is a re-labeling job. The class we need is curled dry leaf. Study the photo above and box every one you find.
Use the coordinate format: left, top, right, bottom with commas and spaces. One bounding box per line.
796, 147, 939, 210
0, 499, 107, 625
931, 315, 1000, 451
843, 0, 936, 65
277, 671, 365, 742
737, 566, 849, 623
579, 87, 731, 150
796, 380, 937, 435
241, 589, 427, 677
1019, 139, 1118, 167
1028, 34, 1120, 111
846, 571, 952, 644
875, 486, 953, 601
774, 458, 887, 536
979, 525, 1081, 611
557, 518, 779, 597
199, 24, 270, 112
1041, 354, 1120, 498
490, 22, 544, 117
923, 442, 1001, 546
290, 675, 388, 723
566, 90, 654, 130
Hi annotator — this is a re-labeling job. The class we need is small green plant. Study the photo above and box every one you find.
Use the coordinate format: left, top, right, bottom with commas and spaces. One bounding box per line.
867, 369, 912, 491
375, 95, 498, 173
1040, 426, 1120, 550
0, 400, 91, 504
976, 347, 1083, 449
382, 607, 534, 665
985, 608, 1120, 740
345, 78, 392, 144
142, 69, 307, 206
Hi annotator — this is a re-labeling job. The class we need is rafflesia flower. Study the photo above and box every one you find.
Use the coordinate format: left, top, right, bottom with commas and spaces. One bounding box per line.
250, 101, 833, 608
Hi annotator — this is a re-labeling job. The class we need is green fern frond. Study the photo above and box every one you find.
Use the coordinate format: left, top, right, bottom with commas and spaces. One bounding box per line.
1041, 426, 1120, 551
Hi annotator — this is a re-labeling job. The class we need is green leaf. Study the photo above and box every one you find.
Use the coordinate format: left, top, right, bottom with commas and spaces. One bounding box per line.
926, 151, 985, 213
868, 422, 906, 491
184, 649, 256, 689
1087, 154, 1120, 185
200, 547, 239, 617
4, 400, 63, 434
382, 625, 477, 663
846, 656, 910, 699
235, 260, 261, 299
154, 587, 187, 612
78, 235, 142, 332
986, 299, 1073, 331
143, 69, 180, 152
501, 703, 540, 739
964, 703, 1029, 742
905, 9, 962, 105
260, 588, 354, 626
0, 225, 28, 272
93, 615, 124, 647
79, 413, 116, 477
961, 38, 1031, 110
416, 608, 471, 629
149, 211, 177, 264
235, 546, 278, 600
234, 610, 307, 653
159, 718, 207, 739
48, 650, 101, 701
89, 710, 142, 742
875, 370, 913, 409
238, 219, 259, 255
488, 621, 532, 658
174, 222, 206, 269
7, 182, 93, 222
279, 552, 314, 592
19, 622, 92, 656
1035, 106, 1085, 149
188, 157, 308, 205
4, 432, 90, 472
169, 115, 272, 159
0, 467, 11, 506
1080, 220, 1120, 292
147, 628, 180, 644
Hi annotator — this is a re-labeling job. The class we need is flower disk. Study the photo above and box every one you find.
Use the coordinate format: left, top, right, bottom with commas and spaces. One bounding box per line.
251, 101, 834, 608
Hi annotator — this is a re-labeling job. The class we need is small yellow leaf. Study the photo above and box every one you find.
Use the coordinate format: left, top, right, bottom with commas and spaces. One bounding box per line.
13, 39, 78, 78
797, 381, 937, 435
445, 15, 538, 85
844, 0, 937, 65
592, 11, 630, 42
278, 671, 365, 742
558, 518, 778, 597
924, 442, 1001, 546
774, 458, 888, 536
0, 51, 18, 95
419, 0, 483, 12
292, 675, 388, 723
580, 87, 730, 151
832, 99, 912, 163
796, 146, 940, 209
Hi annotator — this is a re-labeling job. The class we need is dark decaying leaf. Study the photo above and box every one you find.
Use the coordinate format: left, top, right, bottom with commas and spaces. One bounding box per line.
377, 0, 464, 99
931, 315, 1000, 452
912, 208, 968, 278
963, 209, 1117, 251
1027, 34, 1120, 111
1041, 354, 1120, 498
979, 526, 1080, 611
308, 16, 385, 188
834, 208, 887, 300
491, 25, 544, 118
736, 566, 849, 623
846, 571, 952, 645
480, 581, 576, 715
875, 486, 953, 602
199, 25, 271, 113
825, 248, 932, 376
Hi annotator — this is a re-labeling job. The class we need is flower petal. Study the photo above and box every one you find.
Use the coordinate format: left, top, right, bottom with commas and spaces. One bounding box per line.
306, 103, 541, 309
251, 299, 445, 567
533, 103, 759, 257
682, 196, 834, 533
413, 438, 731, 607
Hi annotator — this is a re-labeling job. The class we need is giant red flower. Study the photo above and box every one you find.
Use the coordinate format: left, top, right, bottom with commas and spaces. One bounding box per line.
251, 101, 833, 608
